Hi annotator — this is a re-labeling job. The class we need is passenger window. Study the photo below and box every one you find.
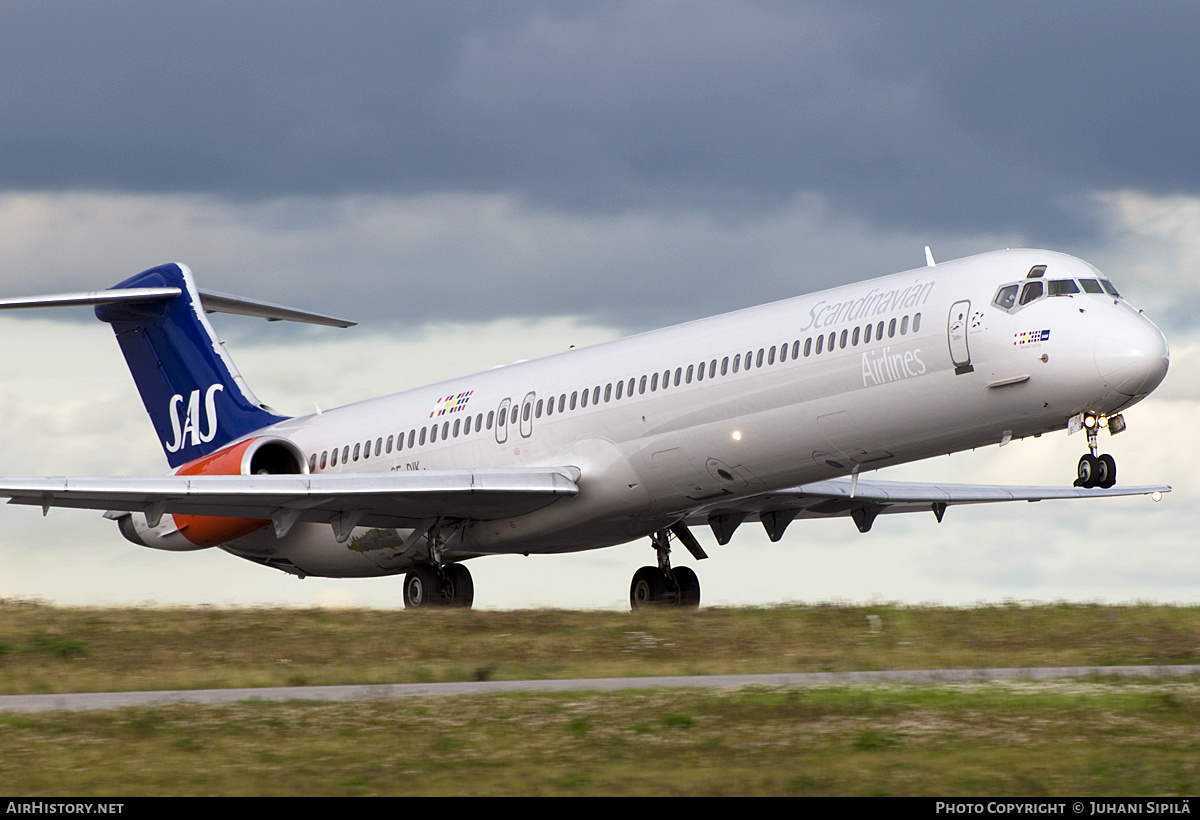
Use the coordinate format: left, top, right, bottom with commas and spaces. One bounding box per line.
375, 438, 382, 456
331, 448, 338, 467
342, 446, 349, 463
900, 316, 909, 335
581, 388, 588, 407
309, 454, 317, 472
791, 340, 800, 359
453, 418, 461, 437
876, 321, 884, 340
1019, 281, 1044, 305
353, 443, 361, 461
639, 376, 647, 394
767, 346, 775, 365
616, 380, 624, 399
605, 383, 613, 402
816, 335, 824, 355
442, 421, 449, 439
913, 313, 922, 332
721, 358, 729, 376
732, 354, 740, 374
756, 348, 764, 367
865, 323, 873, 344
888, 319, 896, 338
408, 429, 416, 448
320, 451, 328, 469
839, 329, 848, 349
535, 399, 543, 418
686, 365, 694, 383
852, 327, 860, 346
571, 391, 578, 410
674, 368, 682, 387
651, 372, 659, 391
386, 435, 393, 453
993, 284, 1019, 310
430, 426, 437, 444
485, 412, 494, 431
804, 338, 812, 357
419, 428, 426, 446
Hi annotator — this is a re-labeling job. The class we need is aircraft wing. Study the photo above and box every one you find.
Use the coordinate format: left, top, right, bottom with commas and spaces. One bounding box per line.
685, 477, 1171, 543
0, 467, 580, 535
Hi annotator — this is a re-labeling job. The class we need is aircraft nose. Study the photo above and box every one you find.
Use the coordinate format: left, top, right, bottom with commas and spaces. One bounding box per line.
1094, 314, 1170, 397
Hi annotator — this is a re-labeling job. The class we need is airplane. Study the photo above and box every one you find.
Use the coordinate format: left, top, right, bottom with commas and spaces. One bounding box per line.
0, 248, 1171, 609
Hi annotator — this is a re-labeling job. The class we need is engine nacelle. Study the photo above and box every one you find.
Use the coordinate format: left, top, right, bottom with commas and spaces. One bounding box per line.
115, 436, 308, 551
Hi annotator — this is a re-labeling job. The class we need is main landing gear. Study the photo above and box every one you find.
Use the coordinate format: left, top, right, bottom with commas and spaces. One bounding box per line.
630, 528, 702, 609
1073, 411, 1122, 489
402, 563, 474, 609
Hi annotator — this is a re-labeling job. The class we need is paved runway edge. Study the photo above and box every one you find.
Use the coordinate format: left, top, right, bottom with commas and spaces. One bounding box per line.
4, 665, 1200, 712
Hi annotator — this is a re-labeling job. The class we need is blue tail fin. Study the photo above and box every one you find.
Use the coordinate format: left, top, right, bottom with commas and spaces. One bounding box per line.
95, 264, 288, 468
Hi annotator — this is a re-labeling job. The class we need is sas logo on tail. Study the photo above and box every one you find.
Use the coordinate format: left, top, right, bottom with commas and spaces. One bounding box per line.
164, 384, 224, 453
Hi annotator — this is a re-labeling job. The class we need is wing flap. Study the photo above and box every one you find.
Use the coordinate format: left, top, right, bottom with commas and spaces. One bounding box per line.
0, 467, 580, 528
685, 477, 1170, 528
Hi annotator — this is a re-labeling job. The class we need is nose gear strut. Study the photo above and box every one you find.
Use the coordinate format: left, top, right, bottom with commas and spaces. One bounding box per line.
1072, 412, 1120, 489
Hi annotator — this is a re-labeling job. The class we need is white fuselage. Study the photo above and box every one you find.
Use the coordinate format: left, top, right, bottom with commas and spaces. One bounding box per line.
204, 249, 1168, 577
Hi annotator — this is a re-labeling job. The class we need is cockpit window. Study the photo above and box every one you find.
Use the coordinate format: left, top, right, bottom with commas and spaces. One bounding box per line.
993, 284, 1018, 310
1048, 279, 1081, 296
1027, 265, 1046, 278
1079, 279, 1104, 294
1100, 280, 1120, 297
1019, 281, 1044, 305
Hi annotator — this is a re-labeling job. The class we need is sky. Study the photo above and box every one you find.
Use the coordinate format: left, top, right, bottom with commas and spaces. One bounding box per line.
0, 1, 1197, 610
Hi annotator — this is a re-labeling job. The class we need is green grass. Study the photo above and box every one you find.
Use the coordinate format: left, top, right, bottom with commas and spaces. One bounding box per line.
1, 600, 1198, 795
1, 600, 1198, 695
0, 682, 1197, 795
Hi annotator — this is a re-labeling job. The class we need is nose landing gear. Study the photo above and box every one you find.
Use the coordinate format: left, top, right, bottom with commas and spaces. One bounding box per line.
1073, 412, 1121, 489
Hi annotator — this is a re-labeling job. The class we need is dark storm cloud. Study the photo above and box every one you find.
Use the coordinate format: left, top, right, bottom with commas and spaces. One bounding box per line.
3, 1, 1199, 242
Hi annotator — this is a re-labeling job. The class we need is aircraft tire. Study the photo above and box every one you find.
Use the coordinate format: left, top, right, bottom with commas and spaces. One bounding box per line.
403, 564, 444, 609
630, 566, 667, 609
1075, 454, 1100, 488
673, 566, 701, 608
443, 563, 474, 608
1098, 454, 1117, 489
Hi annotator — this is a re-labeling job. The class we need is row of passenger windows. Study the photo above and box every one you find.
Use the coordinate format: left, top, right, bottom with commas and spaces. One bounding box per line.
307, 311, 923, 472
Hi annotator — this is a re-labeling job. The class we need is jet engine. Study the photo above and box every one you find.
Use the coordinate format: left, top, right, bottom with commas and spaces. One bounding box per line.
115, 436, 308, 551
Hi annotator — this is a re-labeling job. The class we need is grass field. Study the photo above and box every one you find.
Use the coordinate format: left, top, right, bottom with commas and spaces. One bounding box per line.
1, 600, 1198, 796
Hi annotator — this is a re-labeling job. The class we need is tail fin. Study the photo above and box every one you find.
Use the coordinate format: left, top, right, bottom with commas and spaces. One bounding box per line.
0, 263, 353, 469
95, 264, 288, 467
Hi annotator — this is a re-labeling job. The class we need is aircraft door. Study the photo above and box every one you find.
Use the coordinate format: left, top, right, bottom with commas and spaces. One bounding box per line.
947, 300, 974, 375
495, 398, 511, 444
520, 392, 535, 438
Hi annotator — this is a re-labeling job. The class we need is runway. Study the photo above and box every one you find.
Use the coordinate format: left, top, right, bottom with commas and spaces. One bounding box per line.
3, 664, 1199, 712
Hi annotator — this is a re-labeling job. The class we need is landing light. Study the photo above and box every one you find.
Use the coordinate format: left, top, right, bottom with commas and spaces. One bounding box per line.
1098, 415, 1109, 429
1084, 414, 1097, 428
1152, 491, 1162, 502
731, 430, 742, 442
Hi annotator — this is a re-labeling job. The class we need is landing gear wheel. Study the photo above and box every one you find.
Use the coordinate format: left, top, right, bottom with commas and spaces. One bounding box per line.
1097, 454, 1117, 489
673, 566, 701, 608
403, 564, 443, 609
1075, 454, 1100, 488
443, 563, 474, 608
630, 566, 667, 609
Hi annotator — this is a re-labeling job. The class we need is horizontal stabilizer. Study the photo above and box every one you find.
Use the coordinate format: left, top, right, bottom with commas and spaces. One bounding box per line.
0, 282, 354, 327
0, 287, 181, 310
197, 289, 355, 327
